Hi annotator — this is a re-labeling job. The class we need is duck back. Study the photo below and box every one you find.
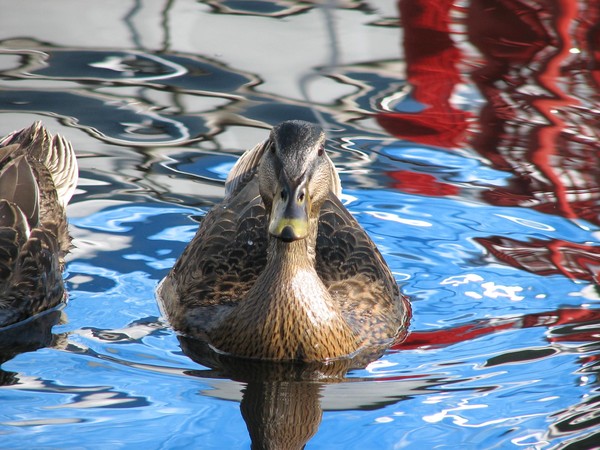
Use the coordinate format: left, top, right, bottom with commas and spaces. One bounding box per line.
0, 122, 77, 326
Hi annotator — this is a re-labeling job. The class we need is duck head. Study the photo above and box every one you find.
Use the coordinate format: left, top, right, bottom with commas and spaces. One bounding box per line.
258, 121, 334, 242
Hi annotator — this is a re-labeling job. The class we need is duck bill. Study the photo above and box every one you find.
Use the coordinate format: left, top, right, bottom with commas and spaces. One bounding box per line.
268, 185, 309, 242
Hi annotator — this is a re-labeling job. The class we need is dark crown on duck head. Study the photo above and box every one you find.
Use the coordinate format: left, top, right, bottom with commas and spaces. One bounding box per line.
270, 121, 325, 180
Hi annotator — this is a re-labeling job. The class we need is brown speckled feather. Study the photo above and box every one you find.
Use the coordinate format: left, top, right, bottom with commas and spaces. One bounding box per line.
316, 194, 406, 346
166, 177, 269, 323
161, 178, 395, 338
0, 122, 77, 327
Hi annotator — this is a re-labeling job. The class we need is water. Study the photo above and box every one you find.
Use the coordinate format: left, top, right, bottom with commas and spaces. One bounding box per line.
1, 0, 599, 448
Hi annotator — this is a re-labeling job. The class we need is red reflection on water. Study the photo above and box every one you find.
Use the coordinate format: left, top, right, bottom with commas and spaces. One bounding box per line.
379, 0, 600, 282
376, 0, 469, 148
388, 170, 460, 196
469, 0, 599, 225
394, 306, 600, 351
476, 236, 600, 283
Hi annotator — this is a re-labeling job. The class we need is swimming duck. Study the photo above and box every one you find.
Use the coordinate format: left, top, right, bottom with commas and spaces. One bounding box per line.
0, 122, 77, 327
158, 120, 410, 361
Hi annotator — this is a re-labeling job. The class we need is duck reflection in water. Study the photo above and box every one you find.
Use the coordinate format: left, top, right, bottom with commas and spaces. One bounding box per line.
178, 332, 411, 450
181, 337, 343, 450
0, 123, 77, 384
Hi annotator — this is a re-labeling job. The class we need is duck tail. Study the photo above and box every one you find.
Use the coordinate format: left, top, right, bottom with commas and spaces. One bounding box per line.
0, 122, 78, 209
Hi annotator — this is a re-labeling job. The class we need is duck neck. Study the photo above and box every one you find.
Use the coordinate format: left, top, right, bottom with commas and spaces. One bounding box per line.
267, 234, 315, 274
262, 213, 319, 277
259, 217, 325, 306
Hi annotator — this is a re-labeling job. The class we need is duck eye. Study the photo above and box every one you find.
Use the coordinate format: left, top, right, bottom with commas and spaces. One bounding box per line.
318, 145, 324, 156
270, 143, 275, 154
280, 190, 287, 201
297, 192, 305, 203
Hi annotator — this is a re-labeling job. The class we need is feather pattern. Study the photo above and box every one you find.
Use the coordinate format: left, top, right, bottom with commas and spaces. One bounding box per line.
0, 122, 78, 326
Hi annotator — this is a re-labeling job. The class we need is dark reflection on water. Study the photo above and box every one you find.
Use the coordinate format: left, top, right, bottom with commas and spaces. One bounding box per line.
0, 308, 65, 386
175, 335, 459, 449
546, 316, 600, 447
0, 39, 258, 145
180, 337, 350, 449
204, 0, 319, 17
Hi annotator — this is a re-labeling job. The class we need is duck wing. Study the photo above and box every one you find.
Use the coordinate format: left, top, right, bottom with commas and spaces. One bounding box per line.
0, 200, 30, 284
0, 200, 64, 324
1, 122, 77, 254
160, 141, 275, 332
316, 193, 398, 290
224, 140, 270, 200
167, 176, 269, 308
0, 121, 78, 210
0, 150, 40, 227
0, 123, 77, 326
316, 193, 406, 345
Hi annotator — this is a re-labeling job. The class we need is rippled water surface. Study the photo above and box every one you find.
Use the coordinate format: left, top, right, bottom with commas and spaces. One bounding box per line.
1, 1, 599, 448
